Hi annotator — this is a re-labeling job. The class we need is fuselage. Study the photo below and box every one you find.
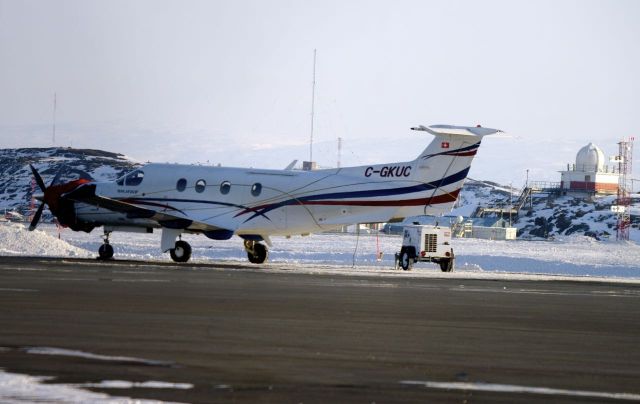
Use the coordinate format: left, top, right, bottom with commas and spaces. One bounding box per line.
76, 157, 461, 238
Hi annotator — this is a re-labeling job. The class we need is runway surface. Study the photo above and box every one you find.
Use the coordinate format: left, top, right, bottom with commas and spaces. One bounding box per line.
1, 256, 639, 403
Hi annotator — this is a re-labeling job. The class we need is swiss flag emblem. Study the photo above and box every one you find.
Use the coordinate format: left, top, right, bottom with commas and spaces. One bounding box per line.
441, 141, 450, 149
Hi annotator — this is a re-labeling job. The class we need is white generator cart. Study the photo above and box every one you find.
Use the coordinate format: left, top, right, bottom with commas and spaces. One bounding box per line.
395, 225, 454, 272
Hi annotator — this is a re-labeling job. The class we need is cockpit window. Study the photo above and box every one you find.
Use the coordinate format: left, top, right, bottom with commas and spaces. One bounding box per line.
124, 170, 145, 186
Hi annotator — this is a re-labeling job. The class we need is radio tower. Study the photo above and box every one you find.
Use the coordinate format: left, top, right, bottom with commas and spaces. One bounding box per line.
616, 136, 634, 241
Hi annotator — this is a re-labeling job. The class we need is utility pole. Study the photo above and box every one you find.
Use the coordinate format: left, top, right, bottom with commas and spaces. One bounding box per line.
309, 49, 316, 164
52, 92, 57, 146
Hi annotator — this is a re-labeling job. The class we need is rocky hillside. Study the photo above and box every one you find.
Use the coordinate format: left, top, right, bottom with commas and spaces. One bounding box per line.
515, 194, 639, 240
451, 179, 639, 241
0, 148, 139, 213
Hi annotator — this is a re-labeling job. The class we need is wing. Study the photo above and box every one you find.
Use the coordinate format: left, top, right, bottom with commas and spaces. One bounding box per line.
63, 183, 233, 233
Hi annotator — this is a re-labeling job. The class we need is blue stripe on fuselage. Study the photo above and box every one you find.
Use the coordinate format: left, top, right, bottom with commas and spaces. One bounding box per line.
242, 166, 470, 221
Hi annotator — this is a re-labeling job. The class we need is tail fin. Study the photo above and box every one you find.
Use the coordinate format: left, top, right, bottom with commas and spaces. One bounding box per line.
407, 124, 501, 216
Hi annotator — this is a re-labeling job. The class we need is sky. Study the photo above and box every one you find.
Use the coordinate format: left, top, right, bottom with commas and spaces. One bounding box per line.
1, 0, 639, 187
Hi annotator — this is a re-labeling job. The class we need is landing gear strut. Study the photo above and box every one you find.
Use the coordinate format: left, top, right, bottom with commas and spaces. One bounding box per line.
170, 239, 192, 263
244, 240, 268, 264
98, 231, 114, 260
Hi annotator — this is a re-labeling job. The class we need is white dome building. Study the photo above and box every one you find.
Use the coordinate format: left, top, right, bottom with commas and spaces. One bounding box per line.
575, 143, 605, 172
560, 142, 619, 195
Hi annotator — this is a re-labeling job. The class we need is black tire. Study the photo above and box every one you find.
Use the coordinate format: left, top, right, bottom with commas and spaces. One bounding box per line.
170, 240, 192, 263
399, 250, 413, 271
247, 243, 268, 264
440, 250, 455, 272
98, 243, 114, 260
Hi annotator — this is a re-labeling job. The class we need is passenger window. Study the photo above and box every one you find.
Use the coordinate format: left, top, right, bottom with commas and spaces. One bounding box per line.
251, 183, 262, 197
195, 179, 206, 193
220, 181, 231, 195
176, 178, 187, 192
124, 170, 145, 186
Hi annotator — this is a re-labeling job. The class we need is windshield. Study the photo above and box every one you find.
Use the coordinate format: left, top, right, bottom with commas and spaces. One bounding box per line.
116, 170, 145, 186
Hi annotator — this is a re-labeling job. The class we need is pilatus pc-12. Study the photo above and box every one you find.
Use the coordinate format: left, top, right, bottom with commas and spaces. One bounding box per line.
29, 124, 499, 263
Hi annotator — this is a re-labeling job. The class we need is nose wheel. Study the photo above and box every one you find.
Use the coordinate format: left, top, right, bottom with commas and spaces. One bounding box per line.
244, 240, 268, 264
98, 232, 114, 260
170, 240, 192, 263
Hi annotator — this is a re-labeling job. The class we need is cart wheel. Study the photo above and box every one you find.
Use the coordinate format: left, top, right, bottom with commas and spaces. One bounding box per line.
400, 250, 413, 271
440, 250, 454, 272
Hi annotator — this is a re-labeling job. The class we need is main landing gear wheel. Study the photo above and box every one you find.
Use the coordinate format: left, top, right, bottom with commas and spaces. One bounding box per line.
244, 240, 269, 264
98, 243, 114, 260
170, 240, 192, 263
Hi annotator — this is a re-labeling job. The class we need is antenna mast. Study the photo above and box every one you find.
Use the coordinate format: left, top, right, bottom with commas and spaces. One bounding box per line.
616, 136, 635, 241
310, 49, 316, 164
52, 92, 57, 146
337, 137, 342, 168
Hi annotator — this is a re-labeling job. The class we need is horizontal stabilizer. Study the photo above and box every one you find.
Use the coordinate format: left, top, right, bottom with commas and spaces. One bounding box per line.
411, 125, 502, 137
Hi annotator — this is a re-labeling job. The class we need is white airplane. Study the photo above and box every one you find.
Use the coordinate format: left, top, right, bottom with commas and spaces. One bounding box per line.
28, 124, 500, 263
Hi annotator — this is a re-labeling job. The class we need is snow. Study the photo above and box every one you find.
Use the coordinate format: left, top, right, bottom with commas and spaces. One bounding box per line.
24, 347, 172, 367
2, 222, 638, 281
0, 223, 91, 257
0, 369, 175, 403
400, 380, 640, 401
74, 381, 192, 390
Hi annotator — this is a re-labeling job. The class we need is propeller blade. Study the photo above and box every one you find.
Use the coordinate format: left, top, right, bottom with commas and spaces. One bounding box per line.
28, 203, 45, 231
50, 165, 65, 187
29, 164, 46, 192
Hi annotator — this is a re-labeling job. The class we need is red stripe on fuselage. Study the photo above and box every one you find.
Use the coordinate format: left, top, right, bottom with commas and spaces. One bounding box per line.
299, 189, 460, 207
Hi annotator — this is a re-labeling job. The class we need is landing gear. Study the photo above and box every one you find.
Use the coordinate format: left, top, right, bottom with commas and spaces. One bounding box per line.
98, 243, 114, 260
98, 232, 114, 260
170, 240, 192, 263
244, 240, 268, 264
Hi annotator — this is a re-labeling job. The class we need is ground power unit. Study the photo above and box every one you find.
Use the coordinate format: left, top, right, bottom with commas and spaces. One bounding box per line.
395, 225, 454, 271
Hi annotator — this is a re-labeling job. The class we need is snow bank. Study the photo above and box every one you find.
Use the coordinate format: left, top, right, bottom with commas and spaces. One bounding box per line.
0, 223, 91, 258
0, 369, 183, 403
32, 224, 640, 280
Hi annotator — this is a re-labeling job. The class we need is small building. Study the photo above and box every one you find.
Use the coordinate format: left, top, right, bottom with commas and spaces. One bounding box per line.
459, 217, 517, 240
559, 143, 619, 196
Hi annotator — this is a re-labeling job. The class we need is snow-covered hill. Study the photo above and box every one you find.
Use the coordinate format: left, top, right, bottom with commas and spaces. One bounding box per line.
453, 180, 639, 241
0, 147, 140, 213
452, 178, 515, 217
446, 179, 639, 241
515, 193, 639, 241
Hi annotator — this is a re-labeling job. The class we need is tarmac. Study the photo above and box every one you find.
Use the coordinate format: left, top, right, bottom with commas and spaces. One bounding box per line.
1, 256, 639, 403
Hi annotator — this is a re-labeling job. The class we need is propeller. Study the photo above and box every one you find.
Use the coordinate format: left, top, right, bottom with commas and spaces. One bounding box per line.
28, 164, 64, 231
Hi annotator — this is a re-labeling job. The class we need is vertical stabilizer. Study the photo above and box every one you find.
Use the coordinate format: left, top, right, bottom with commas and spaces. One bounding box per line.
405, 125, 501, 216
